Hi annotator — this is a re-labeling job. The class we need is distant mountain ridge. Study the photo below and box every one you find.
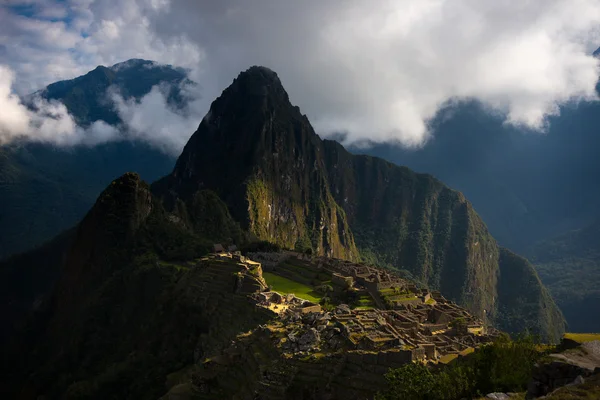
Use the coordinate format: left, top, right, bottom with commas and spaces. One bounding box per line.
0, 59, 181, 260
36, 58, 193, 126
353, 96, 600, 253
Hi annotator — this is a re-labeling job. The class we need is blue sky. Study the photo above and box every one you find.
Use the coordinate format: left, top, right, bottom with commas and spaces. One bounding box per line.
9, 0, 70, 21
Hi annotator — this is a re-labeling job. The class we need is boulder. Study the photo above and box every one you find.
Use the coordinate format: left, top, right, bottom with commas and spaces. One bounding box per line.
527, 360, 595, 398
298, 328, 321, 347
335, 304, 351, 314
271, 291, 283, 304
485, 393, 510, 400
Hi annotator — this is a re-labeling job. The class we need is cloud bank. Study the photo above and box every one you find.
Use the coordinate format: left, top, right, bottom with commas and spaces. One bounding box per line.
109, 82, 205, 154
0, 64, 203, 154
1, 0, 600, 150
0, 64, 117, 146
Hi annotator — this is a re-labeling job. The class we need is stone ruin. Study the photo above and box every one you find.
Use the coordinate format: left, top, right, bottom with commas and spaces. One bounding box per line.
251, 291, 323, 315
243, 251, 499, 365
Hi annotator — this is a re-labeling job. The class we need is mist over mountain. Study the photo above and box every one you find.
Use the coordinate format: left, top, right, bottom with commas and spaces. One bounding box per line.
0, 59, 189, 260
36, 59, 193, 127
354, 92, 600, 253
354, 47, 600, 253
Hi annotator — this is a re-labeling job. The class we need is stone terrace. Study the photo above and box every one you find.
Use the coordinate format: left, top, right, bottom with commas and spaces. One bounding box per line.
242, 251, 498, 365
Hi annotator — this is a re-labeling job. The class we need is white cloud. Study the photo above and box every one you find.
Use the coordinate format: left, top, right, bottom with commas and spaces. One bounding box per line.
0, 0, 204, 94
1, 0, 600, 150
0, 64, 119, 145
153, 0, 600, 145
109, 81, 204, 155
0, 63, 203, 154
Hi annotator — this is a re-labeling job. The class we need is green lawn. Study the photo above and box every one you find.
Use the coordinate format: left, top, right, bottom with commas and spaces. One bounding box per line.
263, 272, 322, 303
355, 294, 375, 309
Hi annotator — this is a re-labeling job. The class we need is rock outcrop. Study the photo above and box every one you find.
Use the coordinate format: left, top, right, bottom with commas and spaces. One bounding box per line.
527, 340, 600, 398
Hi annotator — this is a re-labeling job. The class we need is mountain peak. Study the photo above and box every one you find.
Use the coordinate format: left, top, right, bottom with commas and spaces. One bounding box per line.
594, 46, 600, 58
218, 65, 288, 102
109, 58, 156, 71
239, 65, 280, 82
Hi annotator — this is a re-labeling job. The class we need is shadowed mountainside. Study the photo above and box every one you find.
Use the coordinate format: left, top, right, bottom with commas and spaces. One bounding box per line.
529, 219, 600, 333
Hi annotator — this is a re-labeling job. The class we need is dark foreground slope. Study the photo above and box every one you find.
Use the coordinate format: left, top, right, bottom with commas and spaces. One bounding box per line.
0, 173, 266, 399
0, 142, 173, 260
156, 66, 564, 339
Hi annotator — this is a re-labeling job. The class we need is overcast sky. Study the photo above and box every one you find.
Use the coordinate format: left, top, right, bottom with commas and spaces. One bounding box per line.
1, 0, 600, 151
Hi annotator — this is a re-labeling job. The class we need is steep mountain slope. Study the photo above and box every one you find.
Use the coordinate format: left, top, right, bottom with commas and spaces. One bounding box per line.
155, 66, 359, 261
354, 96, 600, 253
322, 140, 498, 318
0, 173, 260, 399
155, 66, 564, 339
0, 59, 181, 260
496, 248, 565, 338
529, 219, 600, 332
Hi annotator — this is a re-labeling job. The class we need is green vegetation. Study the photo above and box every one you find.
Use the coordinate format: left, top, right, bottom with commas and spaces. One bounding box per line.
240, 240, 282, 254
497, 248, 566, 343
263, 272, 322, 302
530, 219, 600, 333
563, 333, 600, 343
377, 335, 545, 400
449, 317, 467, 330
355, 293, 376, 309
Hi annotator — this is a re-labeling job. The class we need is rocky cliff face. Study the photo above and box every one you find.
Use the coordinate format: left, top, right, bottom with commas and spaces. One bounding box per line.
157, 66, 359, 260
322, 140, 499, 319
156, 66, 564, 339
